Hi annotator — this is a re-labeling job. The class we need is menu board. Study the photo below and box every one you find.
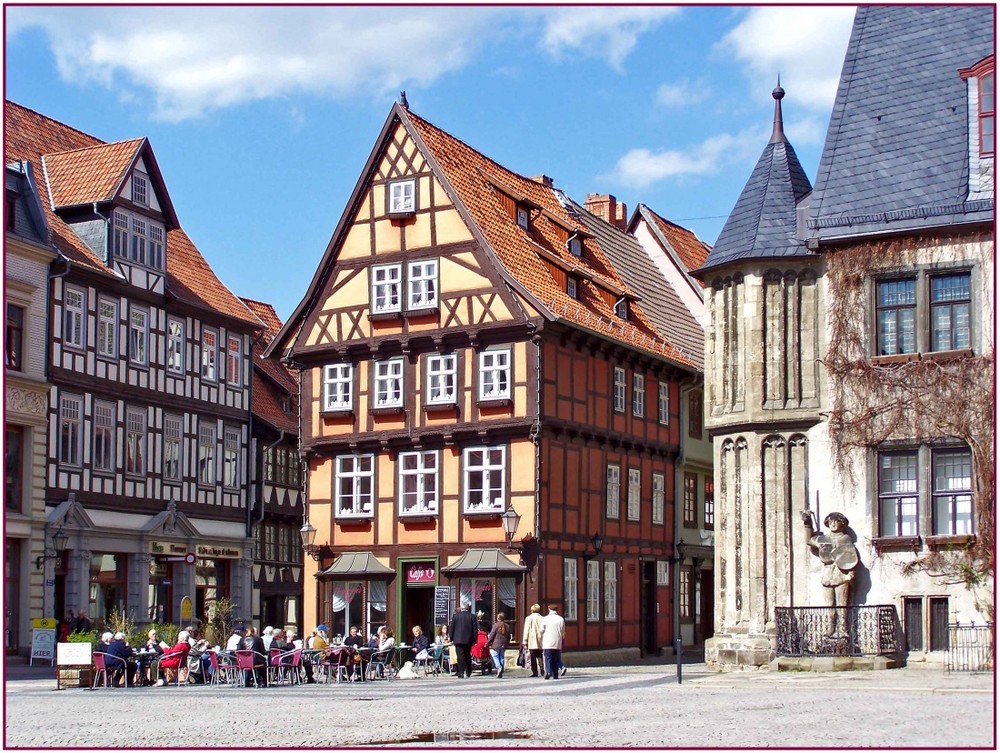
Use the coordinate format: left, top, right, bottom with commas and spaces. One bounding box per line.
29, 628, 55, 666
433, 585, 454, 627
57, 641, 92, 666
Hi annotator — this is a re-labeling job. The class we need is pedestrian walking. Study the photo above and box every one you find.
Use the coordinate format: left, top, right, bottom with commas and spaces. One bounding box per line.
521, 603, 544, 677
487, 613, 511, 678
448, 601, 477, 678
540, 604, 565, 680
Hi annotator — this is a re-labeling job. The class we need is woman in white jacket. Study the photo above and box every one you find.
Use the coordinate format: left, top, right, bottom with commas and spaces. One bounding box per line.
521, 604, 544, 677
540, 605, 566, 680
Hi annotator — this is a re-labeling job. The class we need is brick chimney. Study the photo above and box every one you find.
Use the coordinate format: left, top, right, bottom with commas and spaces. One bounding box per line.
585, 193, 627, 230
531, 175, 554, 187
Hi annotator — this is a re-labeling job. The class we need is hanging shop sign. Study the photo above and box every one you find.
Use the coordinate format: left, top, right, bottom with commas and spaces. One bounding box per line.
406, 562, 436, 584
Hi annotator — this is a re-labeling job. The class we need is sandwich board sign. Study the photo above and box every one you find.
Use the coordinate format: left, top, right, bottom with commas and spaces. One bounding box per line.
29, 618, 56, 666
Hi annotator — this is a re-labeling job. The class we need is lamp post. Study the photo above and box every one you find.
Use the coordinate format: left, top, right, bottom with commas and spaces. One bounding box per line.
299, 520, 320, 560
582, 531, 604, 560
35, 527, 68, 570
500, 506, 521, 551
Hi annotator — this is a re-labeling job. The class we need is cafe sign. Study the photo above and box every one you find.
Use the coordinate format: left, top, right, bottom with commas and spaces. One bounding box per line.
195, 544, 242, 559
150, 541, 188, 556
407, 562, 436, 584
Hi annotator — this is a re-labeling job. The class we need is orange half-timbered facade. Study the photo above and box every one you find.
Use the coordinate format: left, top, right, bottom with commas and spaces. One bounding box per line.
268, 102, 697, 655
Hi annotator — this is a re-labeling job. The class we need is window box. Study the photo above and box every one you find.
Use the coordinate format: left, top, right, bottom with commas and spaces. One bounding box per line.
872, 536, 922, 554
367, 310, 403, 322
320, 408, 355, 419
926, 534, 976, 550
922, 348, 975, 362
404, 307, 439, 319
871, 353, 921, 367
423, 403, 458, 416
476, 397, 512, 409
370, 406, 404, 416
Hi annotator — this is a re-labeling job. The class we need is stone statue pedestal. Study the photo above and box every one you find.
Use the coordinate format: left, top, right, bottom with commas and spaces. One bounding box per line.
705, 628, 774, 671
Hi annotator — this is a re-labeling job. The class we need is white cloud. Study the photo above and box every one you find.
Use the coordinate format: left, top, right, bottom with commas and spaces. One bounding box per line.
655, 78, 710, 108
716, 6, 856, 111
539, 7, 680, 71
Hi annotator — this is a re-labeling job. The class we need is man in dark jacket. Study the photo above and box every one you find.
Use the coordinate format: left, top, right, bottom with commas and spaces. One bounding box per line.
448, 602, 477, 678
106, 632, 135, 686
239, 626, 269, 687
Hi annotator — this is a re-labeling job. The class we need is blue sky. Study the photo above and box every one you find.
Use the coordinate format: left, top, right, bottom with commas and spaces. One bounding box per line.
5, 4, 856, 321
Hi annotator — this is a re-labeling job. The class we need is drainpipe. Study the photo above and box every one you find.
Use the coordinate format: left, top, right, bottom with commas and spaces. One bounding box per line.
46, 251, 71, 378
529, 327, 542, 606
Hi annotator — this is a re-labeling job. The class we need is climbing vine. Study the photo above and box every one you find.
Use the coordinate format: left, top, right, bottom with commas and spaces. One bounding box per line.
823, 231, 994, 619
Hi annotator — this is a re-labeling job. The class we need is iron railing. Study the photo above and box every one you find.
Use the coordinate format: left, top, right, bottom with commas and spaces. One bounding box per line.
774, 605, 900, 657
947, 622, 994, 672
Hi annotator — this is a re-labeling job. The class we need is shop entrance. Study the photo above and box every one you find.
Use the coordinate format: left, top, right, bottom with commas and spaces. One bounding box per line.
402, 585, 435, 638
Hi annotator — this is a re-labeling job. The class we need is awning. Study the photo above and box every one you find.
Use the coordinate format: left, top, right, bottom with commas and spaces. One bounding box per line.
441, 548, 526, 574
316, 551, 395, 579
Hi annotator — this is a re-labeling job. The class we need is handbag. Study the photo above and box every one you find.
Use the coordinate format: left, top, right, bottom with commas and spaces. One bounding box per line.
515, 647, 526, 668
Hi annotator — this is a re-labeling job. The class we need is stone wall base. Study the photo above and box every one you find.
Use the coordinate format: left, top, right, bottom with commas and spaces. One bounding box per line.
705, 633, 775, 671
771, 655, 904, 672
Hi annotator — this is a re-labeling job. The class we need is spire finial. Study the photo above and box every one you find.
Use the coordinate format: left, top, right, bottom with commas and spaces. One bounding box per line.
770, 75, 786, 144
399, 91, 409, 110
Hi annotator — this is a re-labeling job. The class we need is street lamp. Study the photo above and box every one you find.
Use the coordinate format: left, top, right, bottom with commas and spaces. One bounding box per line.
299, 520, 320, 560
35, 526, 68, 570
583, 531, 604, 560
500, 506, 521, 551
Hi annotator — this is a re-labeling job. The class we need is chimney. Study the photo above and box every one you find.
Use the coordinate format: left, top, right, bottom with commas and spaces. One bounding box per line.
585, 193, 627, 230
531, 175, 554, 187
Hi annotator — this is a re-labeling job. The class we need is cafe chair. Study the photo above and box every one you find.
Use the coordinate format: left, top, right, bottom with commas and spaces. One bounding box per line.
417, 644, 445, 677
234, 649, 269, 687
91, 652, 111, 689
326, 647, 353, 683
270, 648, 301, 686
366, 647, 395, 681
209, 651, 237, 687
154, 648, 191, 687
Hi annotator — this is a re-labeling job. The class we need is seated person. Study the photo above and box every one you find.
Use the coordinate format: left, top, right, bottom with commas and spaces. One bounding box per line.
239, 626, 268, 687
157, 631, 191, 686
105, 632, 135, 687
343, 625, 364, 649
378, 627, 396, 652
411, 625, 430, 654
286, 630, 316, 684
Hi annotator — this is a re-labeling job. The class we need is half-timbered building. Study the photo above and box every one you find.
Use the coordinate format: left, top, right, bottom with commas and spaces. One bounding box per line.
5, 101, 264, 629
267, 101, 698, 656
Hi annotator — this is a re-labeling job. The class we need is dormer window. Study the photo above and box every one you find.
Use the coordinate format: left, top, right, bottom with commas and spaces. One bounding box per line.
567, 277, 578, 299
979, 71, 994, 156
132, 173, 148, 206
388, 178, 416, 215
569, 237, 583, 257
614, 299, 629, 320
516, 206, 530, 230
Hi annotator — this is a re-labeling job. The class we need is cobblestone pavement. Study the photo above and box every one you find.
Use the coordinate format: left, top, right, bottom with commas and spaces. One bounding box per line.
4, 661, 994, 749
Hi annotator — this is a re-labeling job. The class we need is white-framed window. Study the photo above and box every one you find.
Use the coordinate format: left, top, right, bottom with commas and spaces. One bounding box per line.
627, 468, 641, 521
606, 463, 621, 518
125, 407, 146, 476
63, 287, 85, 349
201, 328, 218, 381
129, 306, 149, 365
567, 277, 578, 299
613, 366, 626, 412
516, 206, 529, 230
113, 211, 129, 258
615, 299, 629, 320
93, 400, 115, 473
563, 558, 578, 621
373, 358, 404, 408
604, 560, 618, 620
658, 381, 670, 425
371, 264, 402, 314
130, 216, 147, 265
223, 426, 240, 489
198, 423, 216, 486
426, 353, 457, 405
148, 224, 164, 270
167, 319, 185, 374
131, 172, 148, 206
407, 259, 438, 310
569, 237, 583, 257
58, 394, 82, 466
656, 560, 670, 586
632, 373, 645, 417
389, 178, 416, 214
586, 560, 600, 622
652, 472, 665, 525
463, 445, 505, 513
478, 349, 511, 400
322, 363, 354, 411
226, 335, 242, 387
97, 298, 118, 359
335, 454, 375, 518
163, 414, 183, 482
398, 450, 439, 516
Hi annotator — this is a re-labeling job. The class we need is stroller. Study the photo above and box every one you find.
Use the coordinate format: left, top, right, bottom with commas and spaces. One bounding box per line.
470, 630, 494, 675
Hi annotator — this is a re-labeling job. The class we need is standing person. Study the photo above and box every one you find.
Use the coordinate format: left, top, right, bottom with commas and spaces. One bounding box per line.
74, 611, 91, 633
58, 611, 75, 641
487, 613, 511, 679
540, 604, 565, 680
521, 604, 544, 677
448, 602, 477, 678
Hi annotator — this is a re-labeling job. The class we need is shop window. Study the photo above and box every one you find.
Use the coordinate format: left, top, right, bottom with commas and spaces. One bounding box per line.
89, 553, 127, 621
330, 581, 365, 639
195, 558, 229, 624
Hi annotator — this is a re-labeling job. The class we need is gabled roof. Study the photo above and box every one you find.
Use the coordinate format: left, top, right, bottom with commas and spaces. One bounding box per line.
44, 139, 141, 207
632, 204, 711, 281
5, 101, 260, 329
695, 86, 812, 276
808, 5, 995, 241
240, 297, 299, 434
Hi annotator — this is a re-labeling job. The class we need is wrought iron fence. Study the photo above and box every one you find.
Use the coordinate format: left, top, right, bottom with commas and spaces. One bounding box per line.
946, 623, 994, 672
774, 605, 900, 657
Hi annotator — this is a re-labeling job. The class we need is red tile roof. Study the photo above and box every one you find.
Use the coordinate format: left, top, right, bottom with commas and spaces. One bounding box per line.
4, 101, 261, 329
240, 297, 299, 434
44, 138, 145, 208
641, 204, 711, 284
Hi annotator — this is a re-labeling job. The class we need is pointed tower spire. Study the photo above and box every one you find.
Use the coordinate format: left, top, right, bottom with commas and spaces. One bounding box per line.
770, 75, 786, 144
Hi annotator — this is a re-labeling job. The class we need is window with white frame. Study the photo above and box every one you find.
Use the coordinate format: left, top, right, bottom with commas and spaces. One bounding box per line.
463, 446, 505, 513
63, 287, 85, 349
93, 400, 115, 473
132, 173, 148, 206
567, 277, 578, 299
632, 373, 645, 417
374, 358, 404, 408
398, 450, 439, 516
426, 354, 457, 405
563, 558, 578, 621
167, 319, 185, 374
679, 567, 692, 620
371, 264, 402, 314
389, 179, 416, 214
516, 206, 529, 229
223, 426, 240, 489
125, 407, 146, 476
932, 448, 974, 535
198, 423, 216, 486
878, 451, 918, 537
97, 299, 118, 359
615, 299, 628, 320
163, 414, 182, 481
148, 225, 164, 270
322, 364, 354, 411
131, 217, 147, 265
652, 472, 665, 525
627, 468, 641, 521
113, 211, 129, 258
658, 381, 670, 424
478, 349, 511, 400
606, 463, 620, 518
335, 454, 375, 518
656, 560, 669, 585
704, 478, 715, 530
59, 394, 82, 466
613, 366, 626, 412
407, 259, 438, 310
569, 237, 583, 257
586, 560, 600, 622
129, 307, 149, 365
226, 335, 242, 387
604, 560, 617, 620
202, 328, 218, 381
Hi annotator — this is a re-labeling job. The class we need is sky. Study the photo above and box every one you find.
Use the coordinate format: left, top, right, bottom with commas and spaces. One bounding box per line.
4, 3, 857, 321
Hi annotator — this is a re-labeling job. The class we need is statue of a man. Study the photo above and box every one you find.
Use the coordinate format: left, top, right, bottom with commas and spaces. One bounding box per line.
800, 511, 858, 637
